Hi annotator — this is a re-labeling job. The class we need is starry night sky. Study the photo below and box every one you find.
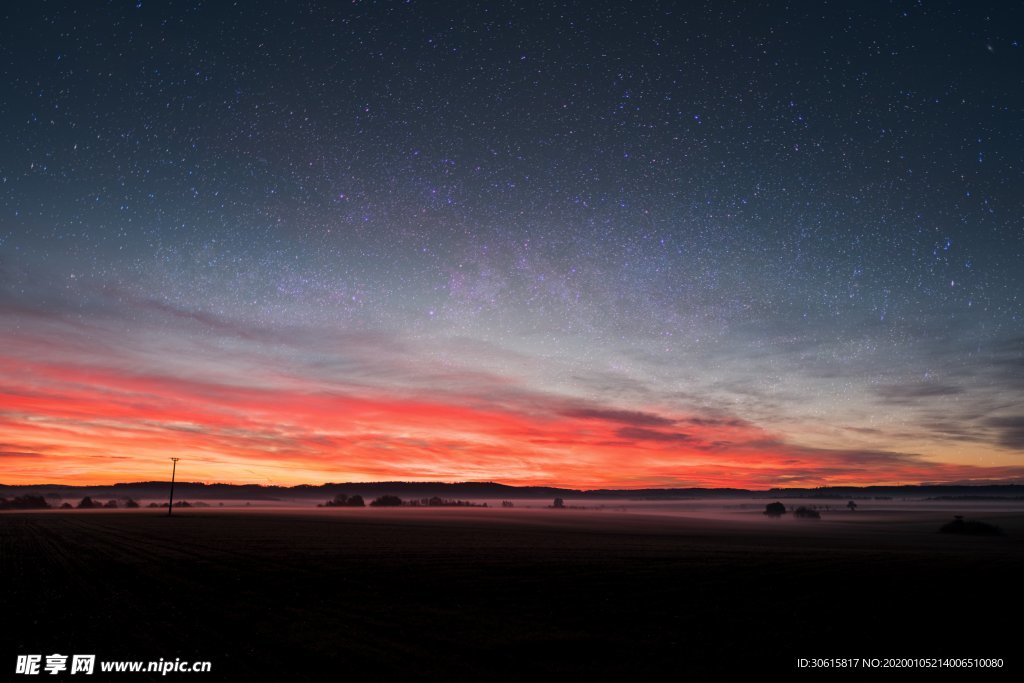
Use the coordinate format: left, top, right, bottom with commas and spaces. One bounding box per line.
1, 1, 1023, 487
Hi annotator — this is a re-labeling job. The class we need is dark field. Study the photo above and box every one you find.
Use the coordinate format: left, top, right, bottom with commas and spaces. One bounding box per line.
4, 507, 1022, 680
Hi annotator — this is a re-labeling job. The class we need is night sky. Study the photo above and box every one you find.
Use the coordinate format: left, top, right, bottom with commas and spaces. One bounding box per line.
2, 1, 1023, 487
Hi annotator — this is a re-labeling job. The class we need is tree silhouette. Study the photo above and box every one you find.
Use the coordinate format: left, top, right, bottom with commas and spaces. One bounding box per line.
847, 500, 857, 511
322, 493, 366, 507
0, 495, 50, 510
77, 496, 97, 509
763, 501, 786, 516
369, 495, 403, 507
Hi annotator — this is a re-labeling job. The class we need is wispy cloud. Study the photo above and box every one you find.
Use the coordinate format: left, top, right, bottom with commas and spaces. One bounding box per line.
560, 407, 676, 427
616, 427, 694, 443
985, 416, 1024, 450
873, 383, 965, 402
2, 274, 1024, 487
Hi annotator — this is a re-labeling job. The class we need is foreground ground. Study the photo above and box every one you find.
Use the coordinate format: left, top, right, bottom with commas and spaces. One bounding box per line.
3, 507, 1021, 679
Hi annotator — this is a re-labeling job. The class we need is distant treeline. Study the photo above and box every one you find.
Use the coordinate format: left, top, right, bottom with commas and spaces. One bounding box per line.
319, 494, 486, 508
0, 495, 52, 510
3, 481, 1023, 504
0, 495, 208, 510
925, 495, 1024, 501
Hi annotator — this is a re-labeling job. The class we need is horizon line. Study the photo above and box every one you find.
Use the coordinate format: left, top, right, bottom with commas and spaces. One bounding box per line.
4, 479, 1024, 492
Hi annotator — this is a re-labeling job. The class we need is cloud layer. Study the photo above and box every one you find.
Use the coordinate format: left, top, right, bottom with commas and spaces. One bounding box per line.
2, 278, 1022, 488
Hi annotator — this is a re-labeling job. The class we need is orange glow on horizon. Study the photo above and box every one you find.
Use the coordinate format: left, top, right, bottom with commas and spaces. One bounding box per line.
3, 350, 1022, 489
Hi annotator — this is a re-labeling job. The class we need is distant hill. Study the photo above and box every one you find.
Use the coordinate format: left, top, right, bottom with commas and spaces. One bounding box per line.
2, 480, 1024, 504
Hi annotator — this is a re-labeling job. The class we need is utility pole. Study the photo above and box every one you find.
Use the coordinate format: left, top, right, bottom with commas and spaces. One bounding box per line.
167, 457, 180, 517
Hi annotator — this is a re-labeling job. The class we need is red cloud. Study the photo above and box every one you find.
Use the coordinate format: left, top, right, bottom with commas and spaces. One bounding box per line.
4, 348, 1024, 488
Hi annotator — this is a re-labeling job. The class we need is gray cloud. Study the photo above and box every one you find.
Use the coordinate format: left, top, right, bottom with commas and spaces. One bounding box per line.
616, 427, 693, 443
683, 416, 747, 427
562, 407, 675, 427
985, 416, 1024, 450
873, 383, 964, 402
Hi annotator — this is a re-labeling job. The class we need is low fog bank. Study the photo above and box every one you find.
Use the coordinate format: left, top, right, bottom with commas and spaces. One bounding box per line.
6, 481, 1024, 512
6, 491, 1024, 518
8, 493, 1024, 553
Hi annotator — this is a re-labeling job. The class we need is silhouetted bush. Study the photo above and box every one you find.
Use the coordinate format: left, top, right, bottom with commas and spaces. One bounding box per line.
0, 495, 51, 510
124, 498, 140, 508
847, 500, 858, 511
939, 515, 1003, 536
321, 494, 367, 507
552, 498, 565, 509
407, 497, 482, 507
104, 499, 118, 509
369, 495, 403, 507
77, 496, 98, 509
59, 502, 73, 509
763, 501, 786, 516
794, 506, 821, 519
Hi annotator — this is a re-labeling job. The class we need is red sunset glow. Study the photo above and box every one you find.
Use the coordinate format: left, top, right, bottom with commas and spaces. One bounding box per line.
3, 327, 1021, 488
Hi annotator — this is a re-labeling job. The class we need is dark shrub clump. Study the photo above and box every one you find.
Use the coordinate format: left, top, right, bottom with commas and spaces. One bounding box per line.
794, 506, 821, 519
320, 494, 366, 507
939, 516, 1003, 536
763, 501, 786, 516
0, 495, 51, 510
